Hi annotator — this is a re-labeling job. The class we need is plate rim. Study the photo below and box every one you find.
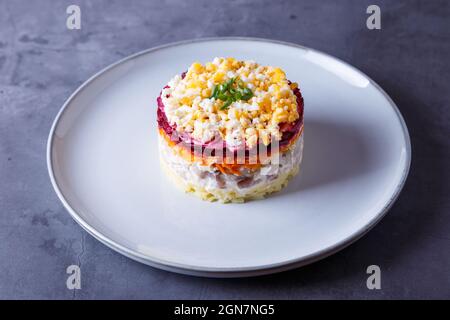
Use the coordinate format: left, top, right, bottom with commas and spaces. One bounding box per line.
47, 36, 412, 277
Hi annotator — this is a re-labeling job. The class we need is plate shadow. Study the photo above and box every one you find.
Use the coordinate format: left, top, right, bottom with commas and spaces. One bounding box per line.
281, 119, 377, 194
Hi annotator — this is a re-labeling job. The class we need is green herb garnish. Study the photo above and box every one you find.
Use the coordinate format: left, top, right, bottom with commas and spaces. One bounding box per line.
209, 77, 254, 110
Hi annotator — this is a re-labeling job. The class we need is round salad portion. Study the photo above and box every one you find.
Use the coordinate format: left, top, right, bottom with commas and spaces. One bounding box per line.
157, 57, 304, 203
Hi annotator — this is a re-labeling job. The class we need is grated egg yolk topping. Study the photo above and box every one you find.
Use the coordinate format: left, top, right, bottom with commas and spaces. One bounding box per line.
161, 57, 299, 148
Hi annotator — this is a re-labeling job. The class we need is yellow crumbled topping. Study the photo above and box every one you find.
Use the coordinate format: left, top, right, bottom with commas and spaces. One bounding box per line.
161, 57, 299, 148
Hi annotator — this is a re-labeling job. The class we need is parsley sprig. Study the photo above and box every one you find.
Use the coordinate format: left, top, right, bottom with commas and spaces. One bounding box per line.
210, 77, 253, 110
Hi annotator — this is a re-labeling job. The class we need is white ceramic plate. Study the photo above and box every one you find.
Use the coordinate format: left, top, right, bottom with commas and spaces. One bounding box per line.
48, 38, 411, 277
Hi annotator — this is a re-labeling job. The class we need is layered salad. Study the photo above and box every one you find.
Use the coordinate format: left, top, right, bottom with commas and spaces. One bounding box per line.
157, 57, 304, 202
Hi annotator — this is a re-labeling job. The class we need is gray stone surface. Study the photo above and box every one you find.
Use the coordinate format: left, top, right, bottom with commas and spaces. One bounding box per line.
0, 0, 449, 299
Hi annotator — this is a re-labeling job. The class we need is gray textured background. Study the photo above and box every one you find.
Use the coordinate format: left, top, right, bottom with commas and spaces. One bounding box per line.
0, 0, 449, 299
